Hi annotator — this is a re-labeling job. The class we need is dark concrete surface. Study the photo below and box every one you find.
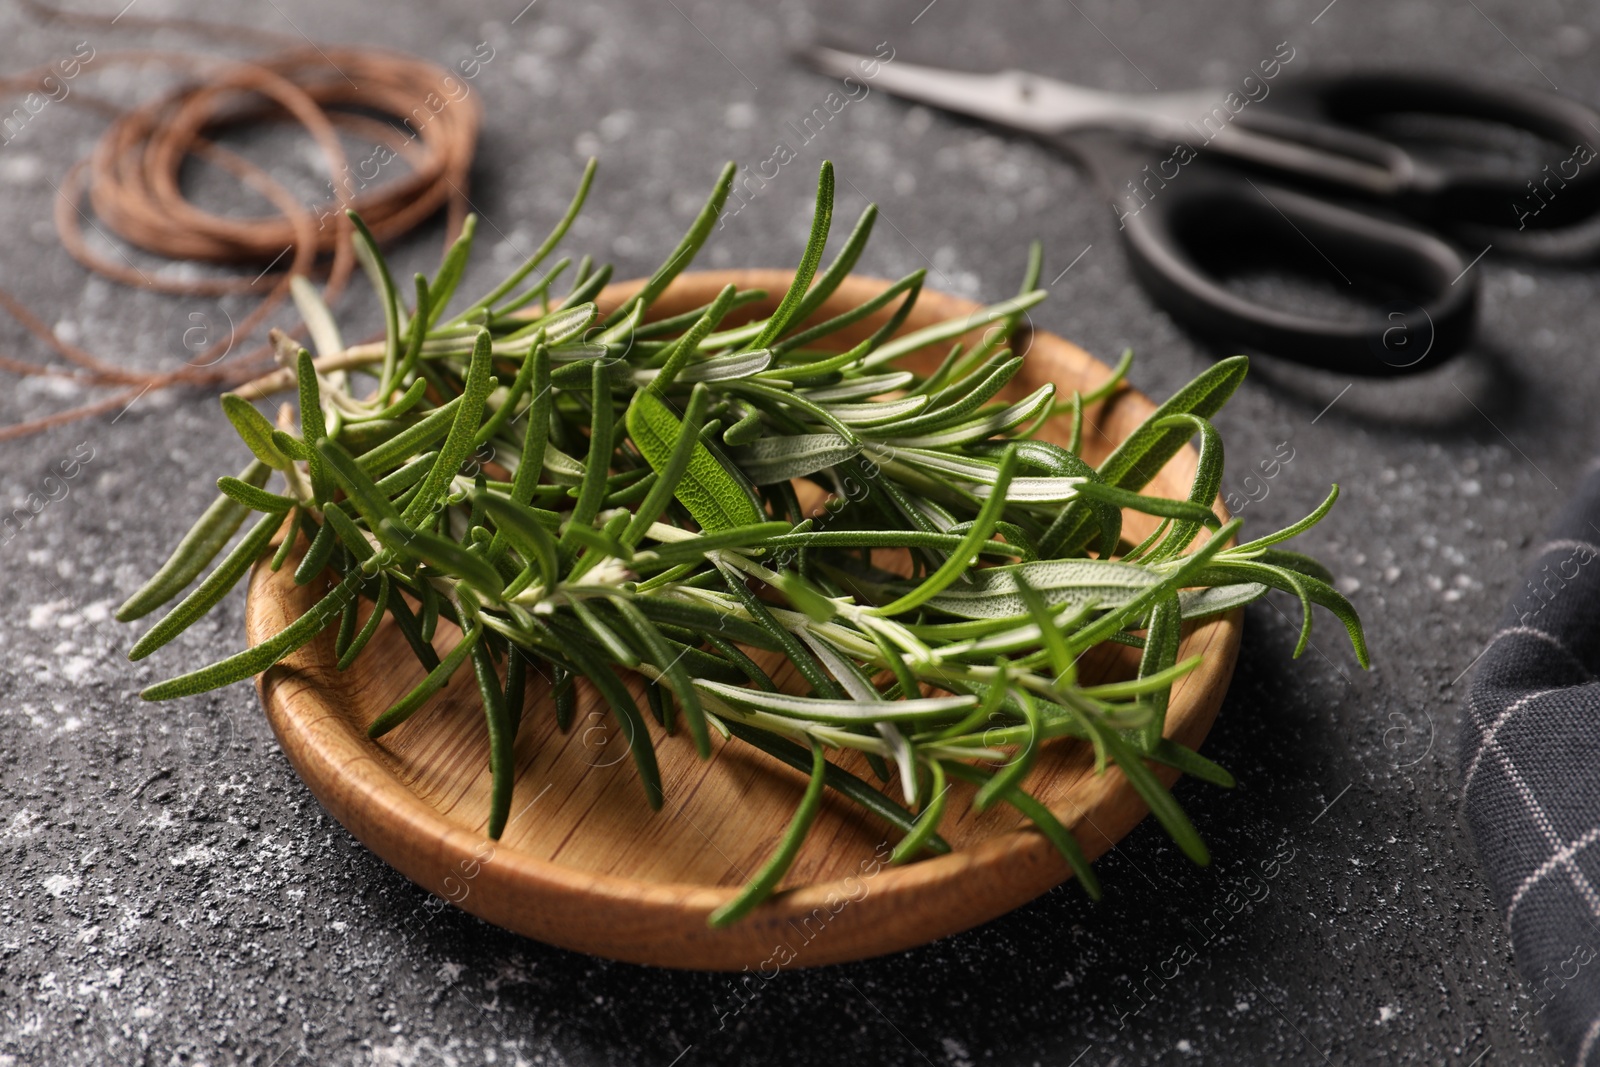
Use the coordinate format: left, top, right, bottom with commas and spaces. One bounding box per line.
2, 0, 1597, 1063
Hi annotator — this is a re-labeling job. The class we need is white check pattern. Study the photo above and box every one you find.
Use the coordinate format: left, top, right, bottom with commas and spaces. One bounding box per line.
1463, 508, 1600, 1065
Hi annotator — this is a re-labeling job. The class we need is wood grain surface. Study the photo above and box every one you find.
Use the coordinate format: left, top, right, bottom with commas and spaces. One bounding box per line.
246, 271, 1243, 970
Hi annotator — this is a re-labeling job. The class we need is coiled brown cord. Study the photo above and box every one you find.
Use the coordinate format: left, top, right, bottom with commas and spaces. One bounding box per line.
0, 3, 481, 440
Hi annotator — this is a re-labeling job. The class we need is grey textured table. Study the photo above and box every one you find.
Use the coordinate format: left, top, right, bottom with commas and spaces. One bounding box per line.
2, 0, 1595, 1063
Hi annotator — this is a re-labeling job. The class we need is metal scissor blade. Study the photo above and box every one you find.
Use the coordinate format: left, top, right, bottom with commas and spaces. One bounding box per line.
799, 43, 1188, 139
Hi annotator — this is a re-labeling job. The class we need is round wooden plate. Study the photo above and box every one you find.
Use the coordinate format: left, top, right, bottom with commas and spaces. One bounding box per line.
246, 270, 1242, 970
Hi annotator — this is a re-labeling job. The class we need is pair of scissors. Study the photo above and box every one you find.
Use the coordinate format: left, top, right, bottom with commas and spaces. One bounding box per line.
802, 44, 1600, 376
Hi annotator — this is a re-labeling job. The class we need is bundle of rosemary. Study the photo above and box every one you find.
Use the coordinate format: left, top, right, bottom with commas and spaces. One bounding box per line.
117, 160, 1366, 926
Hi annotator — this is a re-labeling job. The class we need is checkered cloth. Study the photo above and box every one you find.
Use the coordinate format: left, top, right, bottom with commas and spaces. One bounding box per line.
1463, 464, 1600, 1065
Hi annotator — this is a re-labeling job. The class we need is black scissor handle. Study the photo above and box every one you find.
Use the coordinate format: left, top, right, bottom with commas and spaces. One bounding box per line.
1103, 154, 1476, 375
1271, 71, 1600, 202
1258, 71, 1600, 258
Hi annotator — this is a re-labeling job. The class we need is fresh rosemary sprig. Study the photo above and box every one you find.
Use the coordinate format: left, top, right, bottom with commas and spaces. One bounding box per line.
119, 159, 1368, 925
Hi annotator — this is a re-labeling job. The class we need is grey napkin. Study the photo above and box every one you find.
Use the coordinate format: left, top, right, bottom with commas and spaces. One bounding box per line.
1463, 463, 1600, 1064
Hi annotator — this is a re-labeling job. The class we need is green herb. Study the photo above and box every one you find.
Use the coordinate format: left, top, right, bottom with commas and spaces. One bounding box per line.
120, 160, 1367, 926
